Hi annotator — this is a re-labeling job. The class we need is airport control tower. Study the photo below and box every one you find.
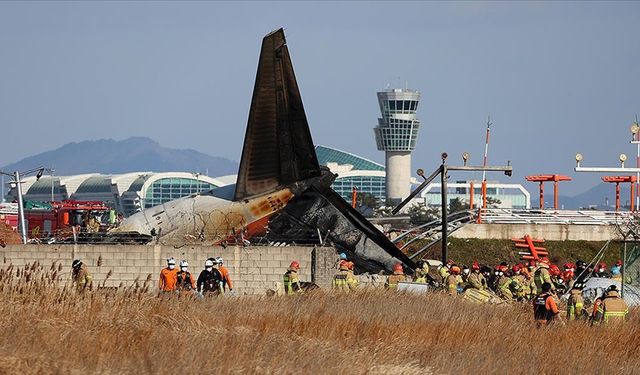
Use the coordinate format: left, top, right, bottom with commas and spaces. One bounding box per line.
374, 88, 421, 203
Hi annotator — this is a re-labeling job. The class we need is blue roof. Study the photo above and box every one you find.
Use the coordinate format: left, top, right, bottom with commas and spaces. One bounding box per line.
315, 145, 384, 171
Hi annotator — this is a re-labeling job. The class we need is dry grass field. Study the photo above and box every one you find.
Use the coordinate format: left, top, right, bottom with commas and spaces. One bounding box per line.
0, 261, 639, 375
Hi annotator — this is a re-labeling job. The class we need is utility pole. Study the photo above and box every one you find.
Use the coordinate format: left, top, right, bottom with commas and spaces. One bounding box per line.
0, 167, 45, 244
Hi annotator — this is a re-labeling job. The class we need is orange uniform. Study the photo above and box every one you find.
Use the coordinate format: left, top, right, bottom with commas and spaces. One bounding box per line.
219, 265, 233, 291
159, 267, 178, 292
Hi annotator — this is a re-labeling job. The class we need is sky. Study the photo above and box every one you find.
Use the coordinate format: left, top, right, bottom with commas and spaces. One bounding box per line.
0, 1, 639, 195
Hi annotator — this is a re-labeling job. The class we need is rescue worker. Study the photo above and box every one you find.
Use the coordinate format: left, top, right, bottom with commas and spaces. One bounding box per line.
215, 257, 233, 293
574, 259, 589, 283
560, 262, 575, 291
333, 260, 358, 292
283, 261, 303, 295
446, 265, 461, 296
567, 282, 585, 321
461, 265, 471, 286
438, 262, 450, 285
385, 263, 406, 289
159, 257, 178, 293
414, 260, 430, 283
176, 260, 196, 292
596, 285, 629, 325
611, 260, 623, 282
467, 261, 487, 291
511, 265, 528, 301
71, 259, 93, 293
534, 258, 555, 293
593, 262, 611, 278
497, 266, 513, 301
197, 259, 223, 296
533, 282, 560, 327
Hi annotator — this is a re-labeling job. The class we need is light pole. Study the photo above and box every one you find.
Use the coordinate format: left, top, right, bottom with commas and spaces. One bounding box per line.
0, 167, 45, 244
630, 120, 640, 211
47, 168, 55, 202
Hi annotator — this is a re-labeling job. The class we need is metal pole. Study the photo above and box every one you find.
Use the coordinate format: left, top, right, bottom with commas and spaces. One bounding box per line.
440, 164, 448, 264
622, 242, 626, 298
1, 175, 3, 203
15, 171, 27, 244
50, 169, 55, 202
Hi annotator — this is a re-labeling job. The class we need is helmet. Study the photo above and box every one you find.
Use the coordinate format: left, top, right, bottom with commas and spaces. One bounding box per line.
549, 264, 561, 276
564, 262, 574, 271
215, 256, 223, 265
347, 261, 354, 270
539, 257, 550, 265
179, 260, 189, 268
72, 259, 82, 270
393, 263, 403, 273
606, 284, 618, 292
598, 261, 607, 269
572, 281, 584, 290
616, 260, 623, 267
204, 259, 214, 267
512, 265, 521, 273
167, 257, 176, 265
339, 260, 349, 270
576, 260, 587, 268
528, 260, 536, 268
450, 266, 461, 274
290, 261, 300, 270
339, 253, 347, 260
472, 261, 480, 270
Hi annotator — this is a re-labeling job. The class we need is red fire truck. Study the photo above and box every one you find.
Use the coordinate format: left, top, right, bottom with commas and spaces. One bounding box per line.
25, 200, 113, 237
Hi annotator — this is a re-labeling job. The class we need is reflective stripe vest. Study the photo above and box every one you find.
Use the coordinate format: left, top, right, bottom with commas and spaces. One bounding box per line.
597, 291, 629, 324
283, 270, 302, 295
567, 291, 584, 320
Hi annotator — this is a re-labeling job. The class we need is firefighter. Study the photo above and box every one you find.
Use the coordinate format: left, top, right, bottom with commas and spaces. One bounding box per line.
333, 260, 358, 292
611, 260, 623, 282
511, 265, 528, 300
596, 285, 629, 325
567, 282, 585, 321
534, 258, 555, 293
497, 266, 513, 301
176, 260, 196, 292
71, 259, 93, 293
215, 257, 233, 293
385, 263, 406, 289
414, 260, 430, 283
593, 262, 611, 278
438, 262, 450, 285
446, 265, 461, 296
283, 261, 303, 295
533, 282, 560, 327
197, 259, 223, 296
159, 257, 178, 293
468, 261, 487, 291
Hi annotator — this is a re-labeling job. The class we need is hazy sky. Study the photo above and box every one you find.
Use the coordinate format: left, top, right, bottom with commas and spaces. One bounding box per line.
1, 2, 639, 195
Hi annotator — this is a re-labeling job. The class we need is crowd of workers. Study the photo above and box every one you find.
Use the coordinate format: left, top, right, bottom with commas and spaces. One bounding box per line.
69, 253, 630, 326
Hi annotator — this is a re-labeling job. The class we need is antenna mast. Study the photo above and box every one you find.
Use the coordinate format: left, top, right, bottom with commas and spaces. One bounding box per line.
481, 116, 492, 209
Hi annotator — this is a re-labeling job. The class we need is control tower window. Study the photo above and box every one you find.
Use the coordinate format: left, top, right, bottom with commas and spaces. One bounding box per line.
403, 101, 410, 111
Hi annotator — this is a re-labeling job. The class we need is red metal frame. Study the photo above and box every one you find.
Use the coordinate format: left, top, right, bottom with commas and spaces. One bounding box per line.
601, 176, 637, 211
525, 175, 572, 210
513, 234, 548, 261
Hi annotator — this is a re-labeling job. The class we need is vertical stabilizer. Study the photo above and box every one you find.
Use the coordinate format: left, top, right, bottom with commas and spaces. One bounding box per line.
234, 28, 320, 201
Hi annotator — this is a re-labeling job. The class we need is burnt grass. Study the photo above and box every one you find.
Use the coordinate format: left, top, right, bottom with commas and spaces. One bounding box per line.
0, 261, 639, 374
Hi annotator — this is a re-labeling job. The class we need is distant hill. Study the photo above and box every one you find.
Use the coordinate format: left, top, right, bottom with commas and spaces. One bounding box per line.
1, 137, 238, 177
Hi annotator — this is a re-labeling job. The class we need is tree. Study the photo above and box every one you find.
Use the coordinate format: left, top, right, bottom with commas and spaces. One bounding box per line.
406, 202, 438, 225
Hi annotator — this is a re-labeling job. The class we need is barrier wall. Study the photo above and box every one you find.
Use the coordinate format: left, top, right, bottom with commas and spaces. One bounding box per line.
0, 244, 339, 295
452, 223, 620, 241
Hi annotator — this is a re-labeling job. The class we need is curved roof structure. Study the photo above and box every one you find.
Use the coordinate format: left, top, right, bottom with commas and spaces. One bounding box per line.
315, 145, 384, 172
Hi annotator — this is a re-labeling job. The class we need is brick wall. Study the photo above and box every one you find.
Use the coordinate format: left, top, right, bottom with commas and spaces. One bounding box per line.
0, 245, 337, 295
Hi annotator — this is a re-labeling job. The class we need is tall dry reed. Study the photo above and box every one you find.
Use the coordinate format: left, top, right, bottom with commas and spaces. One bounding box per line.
0, 262, 637, 375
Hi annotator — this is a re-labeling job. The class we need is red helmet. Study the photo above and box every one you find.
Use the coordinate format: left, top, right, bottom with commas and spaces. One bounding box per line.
393, 263, 403, 273
598, 261, 607, 269
528, 260, 536, 268
616, 260, 623, 267
549, 264, 561, 276
339, 260, 349, 270
289, 261, 300, 270
472, 261, 480, 270
540, 257, 550, 265
564, 262, 574, 271
450, 266, 461, 274
512, 265, 521, 273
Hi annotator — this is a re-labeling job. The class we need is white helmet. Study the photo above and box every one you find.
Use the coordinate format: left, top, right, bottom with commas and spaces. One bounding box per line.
204, 259, 214, 267
167, 257, 176, 265
215, 256, 223, 265
179, 260, 189, 268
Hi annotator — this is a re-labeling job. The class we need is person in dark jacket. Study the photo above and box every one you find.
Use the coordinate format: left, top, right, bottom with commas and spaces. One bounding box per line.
197, 259, 223, 296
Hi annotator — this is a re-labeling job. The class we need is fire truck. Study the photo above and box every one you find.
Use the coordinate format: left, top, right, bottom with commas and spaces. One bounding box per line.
24, 200, 113, 237
0, 203, 19, 230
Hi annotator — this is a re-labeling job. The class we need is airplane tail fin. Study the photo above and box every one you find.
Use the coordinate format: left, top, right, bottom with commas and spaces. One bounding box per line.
234, 28, 320, 201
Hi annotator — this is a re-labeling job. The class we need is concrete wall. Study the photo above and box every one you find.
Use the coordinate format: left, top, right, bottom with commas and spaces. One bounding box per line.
385, 151, 411, 201
452, 223, 620, 241
0, 245, 339, 295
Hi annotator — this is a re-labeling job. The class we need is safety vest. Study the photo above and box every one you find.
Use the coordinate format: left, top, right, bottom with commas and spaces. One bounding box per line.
283, 270, 301, 295
567, 292, 584, 321
597, 292, 629, 324
533, 293, 555, 322
176, 271, 193, 291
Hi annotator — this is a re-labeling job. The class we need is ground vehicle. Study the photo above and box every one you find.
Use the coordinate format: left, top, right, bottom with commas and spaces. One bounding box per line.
25, 200, 113, 238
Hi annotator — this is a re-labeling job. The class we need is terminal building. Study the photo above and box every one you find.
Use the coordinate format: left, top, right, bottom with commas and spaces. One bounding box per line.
374, 88, 421, 204
421, 181, 531, 210
3, 172, 229, 217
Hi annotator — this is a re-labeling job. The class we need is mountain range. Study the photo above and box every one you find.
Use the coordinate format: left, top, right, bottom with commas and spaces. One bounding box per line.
0, 137, 238, 178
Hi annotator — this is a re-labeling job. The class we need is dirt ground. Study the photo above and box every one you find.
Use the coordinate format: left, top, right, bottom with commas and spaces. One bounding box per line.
0, 222, 20, 247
